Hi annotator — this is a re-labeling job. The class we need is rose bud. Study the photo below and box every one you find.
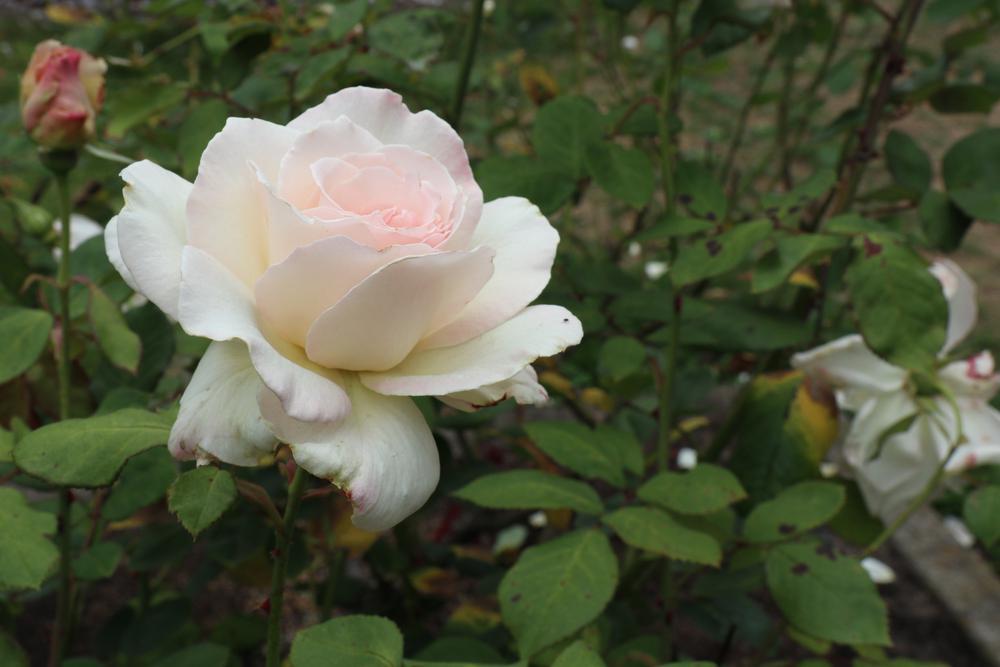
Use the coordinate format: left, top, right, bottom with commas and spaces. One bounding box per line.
20, 40, 107, 149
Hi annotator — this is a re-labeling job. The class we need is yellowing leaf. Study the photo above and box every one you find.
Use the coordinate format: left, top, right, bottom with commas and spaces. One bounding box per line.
787, 375, 839, 464
519, 64, 559, 106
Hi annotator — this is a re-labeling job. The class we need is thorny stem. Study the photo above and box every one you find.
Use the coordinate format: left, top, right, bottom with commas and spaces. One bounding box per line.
656, 297, 682, 471
450, 0, 486, 131
862, 390, 964, 556
656, 1, 680, 216
47, 157, 77, 667
265, 466, 309, 667
827, 0, 925, 217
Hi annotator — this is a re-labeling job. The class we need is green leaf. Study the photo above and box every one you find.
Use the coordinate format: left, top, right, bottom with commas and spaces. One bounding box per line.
0, 632, 27, 667
671, 220, 772, 287
8, 197, 53, 235
368, 9, 448, 62
107, 81, 188, 138
638, 464, 747, 515
584, 142, 654, 206
327, 0, 369, 40
552, 641, 606, 667
930, 84, 999, 114
918, 190, 973, 252
0, 307, 53, 384
597, 336, 647, 385
884, 130, 931, 195
89, 285, 141, 373
596, 425, 644, 476
102, 445, 176, 521
73, 540, 124, 581
765, 542, 890, 646
0, 429, 12, 463
675, 162, 727, 219
677, 299, 811, 351
410, 637, 504, 663
752, 234, 845, 293
452, 470, 603, 515
963, 485, 1000, 547
499, 530, 618, 657
532, 96, 605, 178
168, 466, 238, 538
524, 421, 624, 487
743, 481, 846, 543
150, 642, 232, 667
846, 247, 947, 373
636, 215, 716, 241
475, 155, 576, 215
291, 615, 403, 667
13, 409, 173, 487
942, 127, 1000, 222
0, 487, 57, 591
603, 507, 721, 566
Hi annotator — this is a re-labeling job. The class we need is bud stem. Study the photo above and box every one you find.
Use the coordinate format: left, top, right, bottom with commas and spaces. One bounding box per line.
265, 465, 309, 667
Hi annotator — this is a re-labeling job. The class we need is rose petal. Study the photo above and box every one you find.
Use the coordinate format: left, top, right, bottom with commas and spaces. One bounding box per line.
178, 246, 350, 424
107, 160, 190, 319
169, 340, 278, 466
288, 87, 481, 249
254, 236, 432, 347
791, 334, 907, 409
938, 351, 1000, 399
187, 117, 299, 286
305, 248, 495, 371
276, 117, 383, 209
438, 365, 548, 412
420, 197, 559, 349
841, 391, 918, 466
930, 259, 977, 356
259, 375, 438, 532
361, 305, 583, 396
945, 397, 1000, 473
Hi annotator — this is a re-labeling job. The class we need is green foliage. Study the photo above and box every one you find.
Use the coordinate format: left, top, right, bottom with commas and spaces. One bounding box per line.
13, 409, 173, 487
0, 487, 58, 591
453, 470, 603, 515
523, 421, 625, 487
743, 481, 846, 543
963, 485, 1000, 547
0, 307, 53, 384
291, 615, 403, 667
499, 530, 618, 657
766, 542, 890, 646
942, 128, 1000, 222
638, 464, 747, 516
168, 466, 238, 538
603, 507, 721, 566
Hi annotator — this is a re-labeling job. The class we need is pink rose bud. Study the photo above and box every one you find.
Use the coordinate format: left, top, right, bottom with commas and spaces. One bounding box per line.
20, 40, 106, 149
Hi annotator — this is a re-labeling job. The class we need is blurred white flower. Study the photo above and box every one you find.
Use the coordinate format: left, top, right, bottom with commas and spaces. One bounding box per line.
621, 35, 640, 52
793, 260, 1000, 522
494, 524, 528, 555
860, 557, 896, 584
676, 447, 698, 470
528, 510, 547, 528
819, 461, 840, 478
484, 0, 496, 16
627, 241, 641, 258
53, 213, 103, 260
645, 261, 668, 280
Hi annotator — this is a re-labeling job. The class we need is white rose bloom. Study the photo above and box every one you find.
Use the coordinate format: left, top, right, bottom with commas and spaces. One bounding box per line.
53, 213, 104, 260
792, 260, 1000, 522
104, 87, 583, 531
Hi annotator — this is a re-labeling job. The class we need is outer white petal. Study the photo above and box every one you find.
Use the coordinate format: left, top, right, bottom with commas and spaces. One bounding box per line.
178, 246, 350, 424
945, 397, 1000, 473
930, 259, 977, 356
419, 197, 559, 349
305, 248, 495, 372
842, 391, 919, 466
438, 366, 549, 412
361, 305, 582, 397
938, 351, 1000, 399
108, 160, 191, 319
104, 216, 138, 292
791, 334, 907, 404
259, 375, 439, 532
288, 87, 482, 249
169, 340, 278, 466
186, 117, 299, 286
853, 414, 949, 522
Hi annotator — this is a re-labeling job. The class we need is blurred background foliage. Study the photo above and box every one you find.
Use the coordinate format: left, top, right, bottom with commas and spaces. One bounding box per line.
1, 1, 1000, 666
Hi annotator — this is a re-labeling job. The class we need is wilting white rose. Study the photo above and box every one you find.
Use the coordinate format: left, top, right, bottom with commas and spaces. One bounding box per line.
793, 259, 1000, 522
105, 87, 583, 531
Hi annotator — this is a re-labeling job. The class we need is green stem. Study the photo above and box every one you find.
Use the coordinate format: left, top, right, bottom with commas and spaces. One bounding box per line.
47, 159, 76, 667
656, 2, 680, 215
265, 466, 309, 667
450, 0, 486, 131
862, 391, 963, 556
656, 297, 682, 471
